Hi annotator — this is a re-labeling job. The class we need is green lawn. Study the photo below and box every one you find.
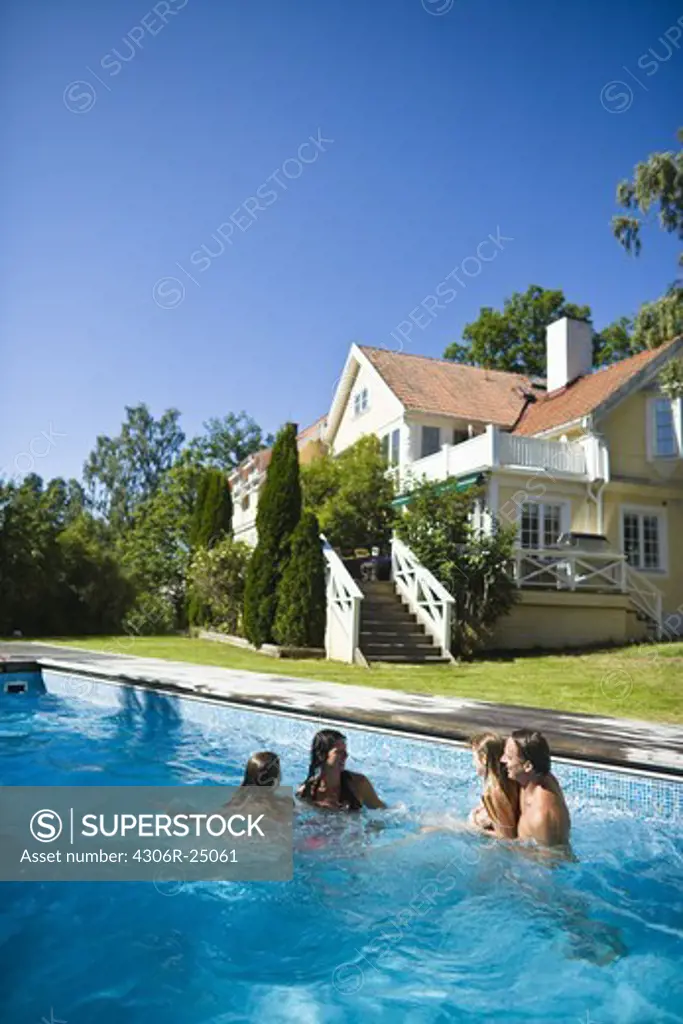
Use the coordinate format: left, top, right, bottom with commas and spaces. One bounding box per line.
38, 635, 683, 725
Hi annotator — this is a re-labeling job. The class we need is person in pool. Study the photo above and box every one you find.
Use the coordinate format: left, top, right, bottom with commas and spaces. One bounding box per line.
468, 732, 519, 840
297, 729, 386, 811
224, 751, 292, 822
501, 729, 570, 848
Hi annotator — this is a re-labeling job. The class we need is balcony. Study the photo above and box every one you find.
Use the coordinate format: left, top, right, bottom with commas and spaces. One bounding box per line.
405, 425, 608, 486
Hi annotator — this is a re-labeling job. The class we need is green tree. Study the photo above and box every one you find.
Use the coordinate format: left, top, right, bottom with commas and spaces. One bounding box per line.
190, 468, 233, 549
243, 423, 301, 646
118, 456, 203, 633
444, 285, 592, 376
611, 129, 683, 393
188, 411, 273, 470
84, 403, 185, 528
187, 537, 252, 634
273, 511, 326, 648
395, 481, 517, 657
612, 127, 683, 273
301, 435, 395, 552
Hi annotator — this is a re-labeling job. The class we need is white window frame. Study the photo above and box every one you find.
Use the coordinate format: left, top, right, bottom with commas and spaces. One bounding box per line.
518, 499, 571, 550
646, 396, 683, 460
619, 504, 668, 575
353, 386, 369, 418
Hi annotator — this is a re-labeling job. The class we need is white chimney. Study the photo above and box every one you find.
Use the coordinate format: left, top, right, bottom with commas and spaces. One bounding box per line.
546, 317, 593, 393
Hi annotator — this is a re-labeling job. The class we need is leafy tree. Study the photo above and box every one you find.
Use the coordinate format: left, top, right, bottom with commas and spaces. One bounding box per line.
84, 403, 184, 528
610, 129, 683, 393
612, 127, 683, 273
187, 537, 252, 635
56, 515, 134, 633
243, 423, 301, 646
301, 435, 395, 552
118, 456, 203, 633
190, 468, 233, 549
0, 475, 132, 636
188, 412, 273, 470
443, 285, 592, 376
395, 481, 517, 657
273, 511, 326, 648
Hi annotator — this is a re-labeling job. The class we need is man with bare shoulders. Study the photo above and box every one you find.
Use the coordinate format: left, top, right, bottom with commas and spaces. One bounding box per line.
501, 729, 570, 849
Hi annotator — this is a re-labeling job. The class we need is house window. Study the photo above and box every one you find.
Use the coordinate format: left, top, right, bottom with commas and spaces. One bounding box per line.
622, 509, 664, 571
353, 387, 369, 417
649, 397, 682, 458
471, 497, 488, 535
452, 429, 469, 446
520, 502, 565, 550
380, 434, 390, 464
421, 426, 441, 458
390, 428, 400, 466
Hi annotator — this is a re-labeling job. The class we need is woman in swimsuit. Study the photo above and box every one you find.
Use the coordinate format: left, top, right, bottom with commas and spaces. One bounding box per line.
469, 732, 519, 839
297, 729, 386, 811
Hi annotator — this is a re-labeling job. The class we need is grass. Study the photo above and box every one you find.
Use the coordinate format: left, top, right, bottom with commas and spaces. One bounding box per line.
28, 634, 683, 725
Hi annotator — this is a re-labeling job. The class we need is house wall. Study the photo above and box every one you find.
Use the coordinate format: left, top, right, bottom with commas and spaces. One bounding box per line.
598, 389, 683, 484
494, 475, 596, 536
332, 359, 404, 456
487, 590, 645, 650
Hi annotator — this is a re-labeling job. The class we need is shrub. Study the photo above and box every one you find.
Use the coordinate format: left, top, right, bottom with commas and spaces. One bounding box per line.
395, 480, 517, 657
187, 537, 251, 634
244, 423, 301, 645
273, 511, 326, 648
301, 435, 395, 552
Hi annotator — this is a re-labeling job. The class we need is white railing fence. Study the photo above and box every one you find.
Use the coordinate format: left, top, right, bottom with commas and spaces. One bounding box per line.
623, 564, 663, 638
390, 536, 455, 658
498, 432, 587, 476
321, 535, 363, 664
512, 547, 663, 635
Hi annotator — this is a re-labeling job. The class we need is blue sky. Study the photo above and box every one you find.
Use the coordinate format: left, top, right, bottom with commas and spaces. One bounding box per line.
2, 0, 682, 482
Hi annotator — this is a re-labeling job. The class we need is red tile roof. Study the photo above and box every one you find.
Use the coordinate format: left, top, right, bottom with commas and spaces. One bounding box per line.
513, 339, 681, 435
359, 346, 531, 428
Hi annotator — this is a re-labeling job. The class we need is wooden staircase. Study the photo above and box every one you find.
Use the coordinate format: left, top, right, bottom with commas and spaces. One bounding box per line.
358, 580, 451, 664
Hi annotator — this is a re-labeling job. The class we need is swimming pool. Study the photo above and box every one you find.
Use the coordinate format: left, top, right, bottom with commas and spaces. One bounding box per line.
1, 671, 682, 1023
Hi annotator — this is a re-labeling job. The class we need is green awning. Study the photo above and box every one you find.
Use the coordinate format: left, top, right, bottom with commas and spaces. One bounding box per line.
391, 472, 485, 508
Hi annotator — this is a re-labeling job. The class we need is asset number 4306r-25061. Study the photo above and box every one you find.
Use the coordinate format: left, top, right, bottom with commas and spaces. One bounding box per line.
132, 849, 238, 863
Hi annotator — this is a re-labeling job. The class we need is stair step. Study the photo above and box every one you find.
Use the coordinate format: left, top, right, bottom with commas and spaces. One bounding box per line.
365, 653, 451, 664
360, 622, 430, 638
361, 639, 438, 652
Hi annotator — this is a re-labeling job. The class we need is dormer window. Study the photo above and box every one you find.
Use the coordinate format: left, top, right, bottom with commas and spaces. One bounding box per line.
648, 397, 682, 458
353, 387, 369, 417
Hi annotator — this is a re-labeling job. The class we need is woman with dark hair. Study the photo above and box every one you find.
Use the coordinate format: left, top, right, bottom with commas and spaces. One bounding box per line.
241, 751, 281, 788
469, 732, 519, 840
298, 729, 386, 811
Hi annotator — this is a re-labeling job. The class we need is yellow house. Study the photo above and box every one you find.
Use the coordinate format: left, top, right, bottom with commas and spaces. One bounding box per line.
230, 318, 683, 660
323, 318, 683, 653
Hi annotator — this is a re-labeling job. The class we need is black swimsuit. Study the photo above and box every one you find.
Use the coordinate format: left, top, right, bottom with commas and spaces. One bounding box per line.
300, 770, 362, 811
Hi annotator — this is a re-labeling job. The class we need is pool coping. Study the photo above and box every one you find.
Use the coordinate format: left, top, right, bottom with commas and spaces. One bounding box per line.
3, 641, 682, 780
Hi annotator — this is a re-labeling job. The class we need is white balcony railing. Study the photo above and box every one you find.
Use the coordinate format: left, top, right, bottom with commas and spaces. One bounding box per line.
391, 536, 455, 657
321, 535, 363, 664
406, 425, 609, 488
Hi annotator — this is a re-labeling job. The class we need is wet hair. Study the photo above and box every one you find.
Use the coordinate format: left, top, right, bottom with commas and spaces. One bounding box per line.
299, 729, 356, 805
510, 729, 551, 775
241, 751, 280, 787
471, 732, 510, 790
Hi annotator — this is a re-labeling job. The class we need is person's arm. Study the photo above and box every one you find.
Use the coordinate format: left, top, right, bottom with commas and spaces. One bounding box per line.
352, 773, 386, 809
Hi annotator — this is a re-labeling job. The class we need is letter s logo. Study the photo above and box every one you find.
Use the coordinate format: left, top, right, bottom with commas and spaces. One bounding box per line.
30, 809, 63, 843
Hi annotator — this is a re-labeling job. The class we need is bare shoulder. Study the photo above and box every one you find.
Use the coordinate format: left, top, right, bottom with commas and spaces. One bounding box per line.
347, 771, 386, 809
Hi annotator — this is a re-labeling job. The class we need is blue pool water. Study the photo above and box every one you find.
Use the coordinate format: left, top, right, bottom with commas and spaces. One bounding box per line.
1, 671, 682, 1024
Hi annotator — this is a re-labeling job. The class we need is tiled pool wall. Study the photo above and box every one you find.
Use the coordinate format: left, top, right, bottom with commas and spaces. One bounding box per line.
34, 671, 683, 824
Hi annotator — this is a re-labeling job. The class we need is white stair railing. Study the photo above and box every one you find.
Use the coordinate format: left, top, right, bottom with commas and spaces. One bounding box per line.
390, 536, 455, 658
321, 535, 364, 664
623, 563, 663, 638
